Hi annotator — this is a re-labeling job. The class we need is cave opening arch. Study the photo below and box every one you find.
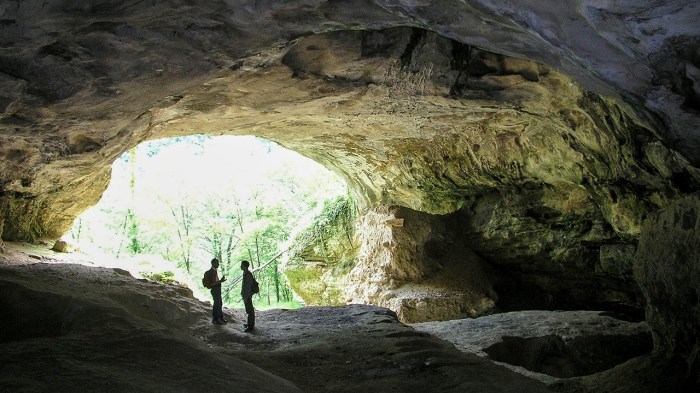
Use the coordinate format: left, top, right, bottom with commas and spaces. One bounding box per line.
4, 26, 691, 323
63, 134, 354, 308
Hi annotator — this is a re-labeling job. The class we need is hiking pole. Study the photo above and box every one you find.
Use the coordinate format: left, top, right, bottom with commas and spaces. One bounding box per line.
222, 248, 287, 298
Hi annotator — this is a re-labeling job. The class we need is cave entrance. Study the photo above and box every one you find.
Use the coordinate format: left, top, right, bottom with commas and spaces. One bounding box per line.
64, 134, 350, 309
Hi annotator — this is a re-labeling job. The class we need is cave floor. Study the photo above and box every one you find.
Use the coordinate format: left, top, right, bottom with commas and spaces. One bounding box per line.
0, 242, 648, 392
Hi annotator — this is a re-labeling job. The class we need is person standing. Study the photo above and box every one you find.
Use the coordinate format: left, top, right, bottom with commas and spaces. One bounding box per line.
204, 258, 227, 324
240, 260, 255, 332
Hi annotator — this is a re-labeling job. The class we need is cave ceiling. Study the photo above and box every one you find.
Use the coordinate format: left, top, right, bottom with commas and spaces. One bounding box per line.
0, 0, 699, 242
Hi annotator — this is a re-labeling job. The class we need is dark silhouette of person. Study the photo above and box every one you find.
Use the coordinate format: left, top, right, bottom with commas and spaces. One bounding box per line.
205, 258, 227, 324
241, 260, 255, 332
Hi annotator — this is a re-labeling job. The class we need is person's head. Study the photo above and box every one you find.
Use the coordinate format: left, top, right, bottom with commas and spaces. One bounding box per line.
211, 258, 220, 269
240, 260, 250, 271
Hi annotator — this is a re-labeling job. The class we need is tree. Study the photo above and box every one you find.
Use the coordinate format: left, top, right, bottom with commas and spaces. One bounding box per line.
198, 193, 241, 277
66, 135, 348, 310
166, 195, 197, 273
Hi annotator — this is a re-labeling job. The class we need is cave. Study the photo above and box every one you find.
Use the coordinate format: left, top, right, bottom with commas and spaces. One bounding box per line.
1, 1, 699, 392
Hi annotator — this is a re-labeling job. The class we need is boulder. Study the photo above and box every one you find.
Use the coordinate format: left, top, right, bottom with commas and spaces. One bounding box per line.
51, 240, 68, 253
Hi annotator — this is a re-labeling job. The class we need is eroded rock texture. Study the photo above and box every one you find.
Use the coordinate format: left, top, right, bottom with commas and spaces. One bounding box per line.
1, 1, 699, 389
0, 261, 554, 393
635, 193, 700, 387
412, 310, 652, 381
1, 1, 699, 239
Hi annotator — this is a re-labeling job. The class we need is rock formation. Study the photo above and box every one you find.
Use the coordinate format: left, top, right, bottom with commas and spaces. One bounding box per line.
0, 218, 4, 251
1, 1, 699, 390
634, 193, 700, 388
0, 260, 557, 392
413, 310, 652, 381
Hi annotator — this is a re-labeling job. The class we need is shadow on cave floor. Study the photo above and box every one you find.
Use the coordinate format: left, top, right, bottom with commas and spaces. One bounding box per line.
0, 243, 552, 392
0, 242, 658, 392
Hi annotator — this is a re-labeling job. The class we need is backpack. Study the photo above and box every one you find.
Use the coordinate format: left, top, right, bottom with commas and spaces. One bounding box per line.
202, 269, 213, 289
252, 276, 260, 294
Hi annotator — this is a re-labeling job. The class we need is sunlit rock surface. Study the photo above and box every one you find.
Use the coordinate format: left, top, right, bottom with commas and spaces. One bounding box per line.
347, 205, 497, 322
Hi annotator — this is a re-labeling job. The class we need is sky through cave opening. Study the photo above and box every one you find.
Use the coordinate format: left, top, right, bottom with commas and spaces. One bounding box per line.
64, 134, 350, 309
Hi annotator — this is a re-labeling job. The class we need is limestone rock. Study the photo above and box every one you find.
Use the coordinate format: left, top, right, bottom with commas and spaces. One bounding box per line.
282, 196, 357, 306
343, 202, 646, 321
0, 262, 301, 392
0, 217, 4, 252
0, 261, 553, 393
51, 239, 68, 253
0, 3, 699, 389
412, 310, 652, 381
0, 2, 698, 244
284, 261, 348, 306
635, 192, 700, 385
346, 205, 497, 322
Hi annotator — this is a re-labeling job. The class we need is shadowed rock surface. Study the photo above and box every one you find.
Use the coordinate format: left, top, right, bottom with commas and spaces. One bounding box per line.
0, 257, 553, 393
412, 310, 652, 381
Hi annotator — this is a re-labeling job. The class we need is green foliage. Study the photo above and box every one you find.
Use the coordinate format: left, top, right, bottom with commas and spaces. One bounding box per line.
282, 192, 358, 305
66, 135, 348, 309
290, 192, 357, 270
140, 271, 182, 286
126, 209, 141, 254
286, 267, 345, 306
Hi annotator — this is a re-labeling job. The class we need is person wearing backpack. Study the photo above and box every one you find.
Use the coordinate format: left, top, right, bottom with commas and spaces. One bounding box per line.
203, 258, 227, 325
240, 260, 257, 332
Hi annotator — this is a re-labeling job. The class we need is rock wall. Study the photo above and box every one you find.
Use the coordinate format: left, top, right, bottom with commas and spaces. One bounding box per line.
345, 194, 648, 322
413, 310, 653, 381
347, 205, 496, 322
451, 191, 646, 316
2, 1, 700, 242
0, 218, 4, 252
635, 193, 700, 385
282, 195, 358, 306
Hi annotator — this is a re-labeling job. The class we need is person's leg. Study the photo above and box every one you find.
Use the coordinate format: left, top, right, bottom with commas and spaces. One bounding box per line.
216, 298, 225, 322
212, 286, 223, 323
244, 296, 255, 329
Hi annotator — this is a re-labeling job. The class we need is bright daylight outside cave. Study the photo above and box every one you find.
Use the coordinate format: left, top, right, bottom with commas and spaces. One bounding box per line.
64, 135, 351, 309
0, 2, 698, 393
